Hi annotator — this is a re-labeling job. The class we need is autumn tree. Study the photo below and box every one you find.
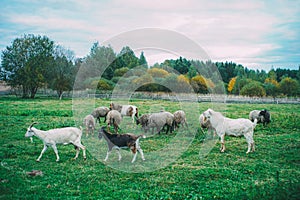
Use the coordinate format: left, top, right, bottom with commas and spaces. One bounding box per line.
191, 75, 209, 93
147, 68, 169, 78
228, 77, 237, 93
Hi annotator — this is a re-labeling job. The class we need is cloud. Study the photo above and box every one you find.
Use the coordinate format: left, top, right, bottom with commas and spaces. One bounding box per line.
0, 0, 299, 70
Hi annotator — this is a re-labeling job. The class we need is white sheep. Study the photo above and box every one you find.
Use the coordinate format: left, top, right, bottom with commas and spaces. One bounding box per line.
110, 102, 138, 123
202, 109, 257, 154
83, 114, 95, 136
173, 110, 188, 129
25, 122, 86, 162
106, 110, 122, 133
144, 111, 174, 134
91, 106, 110, 123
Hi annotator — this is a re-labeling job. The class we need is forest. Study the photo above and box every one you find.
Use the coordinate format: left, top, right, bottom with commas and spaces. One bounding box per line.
1, 34, 299, 98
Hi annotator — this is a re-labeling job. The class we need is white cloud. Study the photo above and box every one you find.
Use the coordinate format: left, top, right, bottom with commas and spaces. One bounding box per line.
0, 0, 299, 69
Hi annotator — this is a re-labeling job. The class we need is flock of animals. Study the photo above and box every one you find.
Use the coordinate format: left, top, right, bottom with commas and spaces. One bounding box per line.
25, 102, 271, 163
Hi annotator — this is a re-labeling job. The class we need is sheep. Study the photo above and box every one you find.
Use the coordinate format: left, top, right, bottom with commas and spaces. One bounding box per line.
144, 111, 174, 134
199, 113, 215, 137
202, 109, 257, 154
91, 106, 110, 123
83, 114, 95, 136
25, 122, 86, 162
173, 110, 188, 129
106, 110, 122, 133
249, 109, 271, 126
136, 114, 151, 132
110, 102, 138, 123
98, 126, 146, 163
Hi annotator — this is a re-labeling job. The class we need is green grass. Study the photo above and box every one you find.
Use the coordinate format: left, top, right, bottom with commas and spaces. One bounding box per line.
0, 96, 299, 199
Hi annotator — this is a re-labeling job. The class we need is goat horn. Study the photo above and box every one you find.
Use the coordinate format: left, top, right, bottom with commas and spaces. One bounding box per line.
29, 122, 38, 129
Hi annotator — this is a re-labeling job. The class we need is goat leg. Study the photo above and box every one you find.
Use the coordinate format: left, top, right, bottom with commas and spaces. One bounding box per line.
37, 145, 48, 162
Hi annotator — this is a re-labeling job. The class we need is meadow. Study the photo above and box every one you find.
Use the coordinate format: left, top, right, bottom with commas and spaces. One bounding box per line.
0, 96, 299, 199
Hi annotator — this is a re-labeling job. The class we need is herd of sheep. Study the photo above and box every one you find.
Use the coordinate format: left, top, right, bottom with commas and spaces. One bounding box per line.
25, 102, 271, 163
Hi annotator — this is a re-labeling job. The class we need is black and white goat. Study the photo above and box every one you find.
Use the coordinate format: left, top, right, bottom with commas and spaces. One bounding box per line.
249, 109, 271, 126
98, 126, 145, 163
25, 122, 86, 162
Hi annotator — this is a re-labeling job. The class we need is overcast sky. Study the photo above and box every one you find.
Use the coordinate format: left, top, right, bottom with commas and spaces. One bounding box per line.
1, 0, 299, 71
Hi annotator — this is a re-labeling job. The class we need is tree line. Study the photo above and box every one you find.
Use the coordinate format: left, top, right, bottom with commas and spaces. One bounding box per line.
1, 34, 299, 98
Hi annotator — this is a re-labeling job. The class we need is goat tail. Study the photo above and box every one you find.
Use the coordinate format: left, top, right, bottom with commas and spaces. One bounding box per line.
138, 134, 146, 139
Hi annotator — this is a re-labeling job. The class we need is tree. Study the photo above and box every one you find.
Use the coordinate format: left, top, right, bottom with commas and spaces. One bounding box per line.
228, 77, 237, 93
147, 68, 169, 78
115, 46, 139, 69
46, 45, 76, 99
139, 51, 148, 68
191, 75, 209, 93
264, 78, 279, 98
240, 81, 266, 97
114, 67, 129, 77
1, 34, 54, 98
279, 77, 299, 96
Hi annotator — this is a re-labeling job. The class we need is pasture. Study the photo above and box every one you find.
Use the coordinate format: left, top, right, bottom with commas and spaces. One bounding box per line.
0, 96, 299, 199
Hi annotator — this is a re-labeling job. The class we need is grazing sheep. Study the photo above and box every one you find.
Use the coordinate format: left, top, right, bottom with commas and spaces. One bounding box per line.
91, 106, 110, 123
259, 109, 271, 126
110, 103, 138, 123
136, 114, 151, 132
249, 109, 271, 126
173, 110, 188, 129
83, 114, 95, 136
25, 122, 86, 162
199, 113, 215, 136
98, 126, 146, 163
202, 109, 257, 154
144, 111, 174, 134
106, 110, 122, 133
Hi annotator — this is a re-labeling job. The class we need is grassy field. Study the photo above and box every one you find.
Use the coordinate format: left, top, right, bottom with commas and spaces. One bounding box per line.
0, 96, 299, 199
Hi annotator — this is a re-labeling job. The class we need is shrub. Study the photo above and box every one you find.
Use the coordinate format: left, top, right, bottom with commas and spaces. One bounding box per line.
240, 81, 266, 97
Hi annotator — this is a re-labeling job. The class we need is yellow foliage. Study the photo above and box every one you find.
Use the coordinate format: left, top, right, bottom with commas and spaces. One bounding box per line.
132, 74, 153, 85
265, 78, 279, 87
147, 68, 169, 78
177, 75, 189, 84
228, 77, 237, 93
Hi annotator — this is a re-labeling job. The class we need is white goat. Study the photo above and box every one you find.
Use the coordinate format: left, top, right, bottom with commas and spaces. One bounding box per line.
83, 114, 95, 136
25, 123, 86, 162
202, 109, 257, 154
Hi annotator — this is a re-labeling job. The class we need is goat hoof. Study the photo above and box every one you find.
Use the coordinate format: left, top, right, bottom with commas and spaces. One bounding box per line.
36, 160, 40, 162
